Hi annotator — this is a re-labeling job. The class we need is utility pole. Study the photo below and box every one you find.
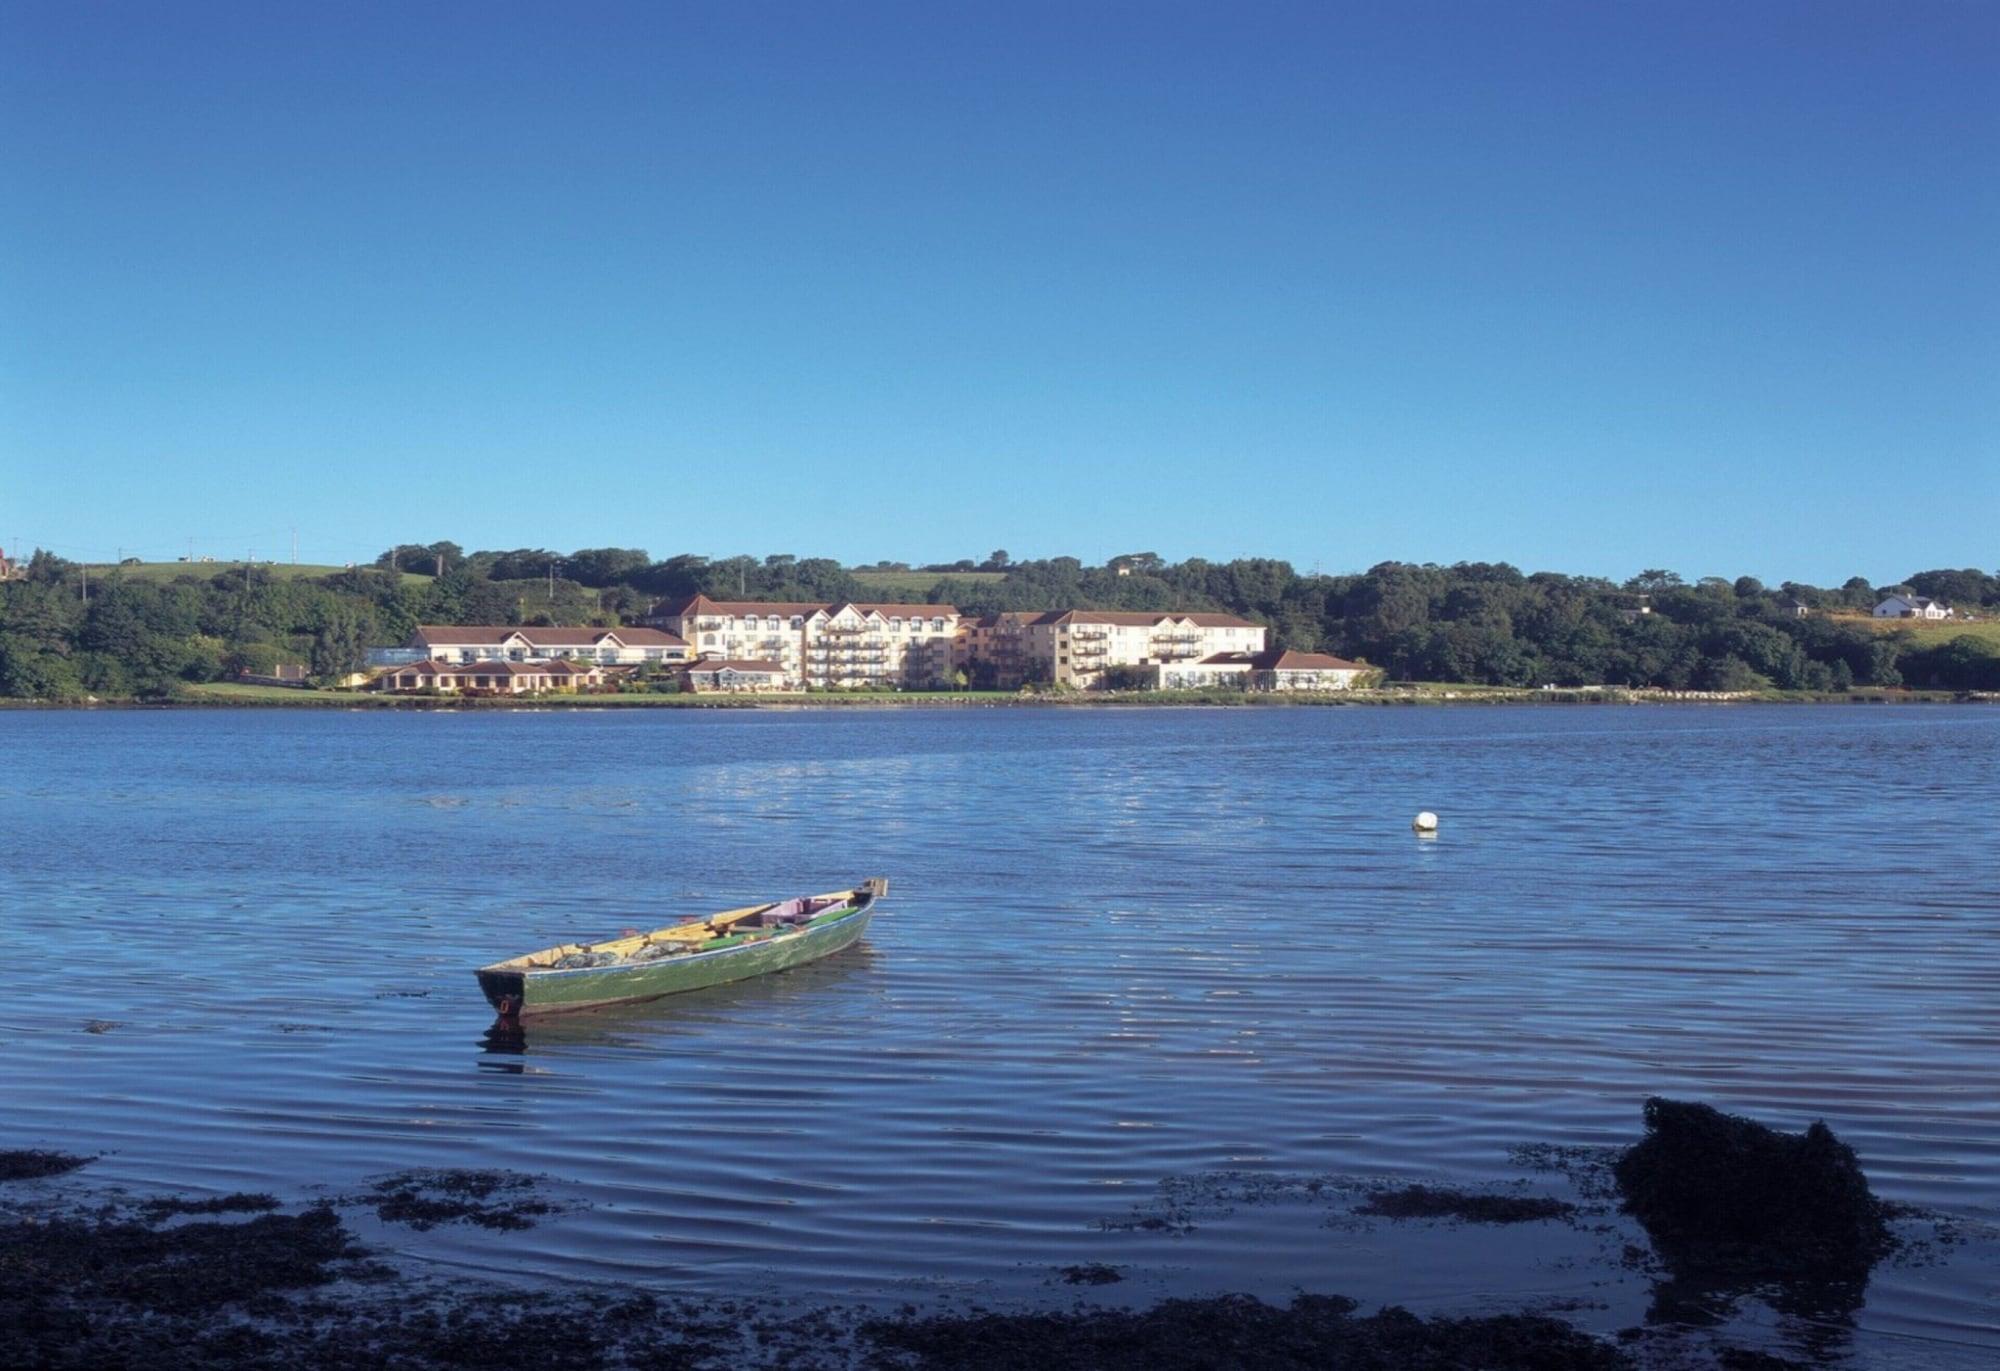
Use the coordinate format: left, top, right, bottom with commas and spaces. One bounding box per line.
80, 562, 87, 604
548, 558, 556, 601
291, 527, 298, 565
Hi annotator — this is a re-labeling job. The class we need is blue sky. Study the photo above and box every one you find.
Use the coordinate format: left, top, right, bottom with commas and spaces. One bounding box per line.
2, 2, 1993, 585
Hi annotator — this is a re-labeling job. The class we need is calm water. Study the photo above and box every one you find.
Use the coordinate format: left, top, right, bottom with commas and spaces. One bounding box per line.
2, 705, 1996, 1364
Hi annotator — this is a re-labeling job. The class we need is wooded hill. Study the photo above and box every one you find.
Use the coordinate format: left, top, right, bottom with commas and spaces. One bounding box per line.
2, 544, 1996, 699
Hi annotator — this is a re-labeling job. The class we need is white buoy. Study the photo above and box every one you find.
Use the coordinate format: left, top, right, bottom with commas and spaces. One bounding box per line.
1412, 811, 1439, 833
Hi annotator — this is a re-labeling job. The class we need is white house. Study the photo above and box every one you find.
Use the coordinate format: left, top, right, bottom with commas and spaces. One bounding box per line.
1145, 648, 1371, 691
1873, 596, 1953, 621
682, 659, 790, 693
1251, 649, 1371, 691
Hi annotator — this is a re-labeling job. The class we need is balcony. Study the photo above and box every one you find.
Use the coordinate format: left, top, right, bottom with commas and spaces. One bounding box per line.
1071, 629, 1110, 641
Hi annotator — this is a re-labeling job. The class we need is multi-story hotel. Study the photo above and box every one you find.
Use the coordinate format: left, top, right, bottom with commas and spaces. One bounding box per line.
963, 610, 1269, 689
648, 596, 962, 690
365, 604, 1314, 695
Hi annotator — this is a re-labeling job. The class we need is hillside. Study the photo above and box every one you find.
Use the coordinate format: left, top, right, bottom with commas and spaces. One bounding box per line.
850, 569, 1006, 598
84, 561, 434, 589
1828, 613, 2000, 650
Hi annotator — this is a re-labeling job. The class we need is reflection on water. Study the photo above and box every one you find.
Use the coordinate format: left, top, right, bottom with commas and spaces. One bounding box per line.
1, 705, 1996, 1366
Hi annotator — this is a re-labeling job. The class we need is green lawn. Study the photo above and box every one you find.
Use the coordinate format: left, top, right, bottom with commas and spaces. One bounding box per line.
183, 681, 384, 705
85, 561, 432, 588
1827, 613, 2000, 650
851, 570, 1007, 597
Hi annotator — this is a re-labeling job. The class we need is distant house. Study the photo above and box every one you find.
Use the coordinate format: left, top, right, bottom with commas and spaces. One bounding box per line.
366, 659, 609, 695
681, 659, 789, 693
1780, 597, 1812, 618
1873, 595, 1953, 621
1619, 595, 1654, 624
0, 546, 22, 582
366, 625, 691, 668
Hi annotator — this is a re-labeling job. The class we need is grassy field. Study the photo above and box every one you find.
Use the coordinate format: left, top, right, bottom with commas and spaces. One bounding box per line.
83, 561, 433, 588
183, 682, 386, 705
851, 570, 1007, 597
1825, 613, 2000, 650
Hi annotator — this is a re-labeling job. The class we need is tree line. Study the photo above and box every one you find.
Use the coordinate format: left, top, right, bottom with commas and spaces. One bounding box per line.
1, 544, 1995, 699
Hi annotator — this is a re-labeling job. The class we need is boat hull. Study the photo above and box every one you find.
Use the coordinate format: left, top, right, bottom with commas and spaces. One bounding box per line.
479, 906, 872, 1017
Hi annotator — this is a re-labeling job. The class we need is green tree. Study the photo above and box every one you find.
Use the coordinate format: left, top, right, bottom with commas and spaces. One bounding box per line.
309, 607, 367, 682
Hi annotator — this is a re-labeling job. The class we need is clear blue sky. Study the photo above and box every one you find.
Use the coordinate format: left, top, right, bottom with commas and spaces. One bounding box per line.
2, 2, 1993, 585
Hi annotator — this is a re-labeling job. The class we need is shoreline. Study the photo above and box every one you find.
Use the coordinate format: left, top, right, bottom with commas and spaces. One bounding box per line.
2, 686, 1993, 712
0, 1154, 1889, 1371
8, 1106, 1978, 1371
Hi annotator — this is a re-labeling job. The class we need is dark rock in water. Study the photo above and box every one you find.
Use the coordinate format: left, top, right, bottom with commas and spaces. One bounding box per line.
0, 1149, 93, 1181
1359, 1184, 1575, 1225
1614, 1097, 1892, 1281
1058, 1262, 1124, 1285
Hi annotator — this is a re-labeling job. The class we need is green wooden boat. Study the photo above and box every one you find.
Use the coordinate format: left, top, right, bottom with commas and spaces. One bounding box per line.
476, 879, 886, 1018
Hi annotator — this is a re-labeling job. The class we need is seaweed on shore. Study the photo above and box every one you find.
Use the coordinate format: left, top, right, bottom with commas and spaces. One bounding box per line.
0, 1149, 94, 1181
141, 1192, 281, 1220
0, 1176, 1882, 1371
0, 1203, 365, 1315
1358, 1184, 1576, 1225
358, 1169, 554, 1231
863, 1293, 1630, 1370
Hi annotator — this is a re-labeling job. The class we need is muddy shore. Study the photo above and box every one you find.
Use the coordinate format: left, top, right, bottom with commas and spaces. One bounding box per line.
4, 1102, 1944, 1371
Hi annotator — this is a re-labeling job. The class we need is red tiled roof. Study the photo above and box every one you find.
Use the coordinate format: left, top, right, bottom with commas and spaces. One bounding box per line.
685, 659, 788, 674
378, 658, 605, 679
843, 602, 960, 618
1038, 610, 1262, 629
1254, 649, 1364, 671
652, 595, 828, 619
409, 624, 685, 648
654, 595, 960, 622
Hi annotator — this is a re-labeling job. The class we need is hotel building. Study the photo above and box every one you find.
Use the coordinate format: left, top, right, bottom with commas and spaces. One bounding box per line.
648, 596, 962, 690
966, 610, 1269, 689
